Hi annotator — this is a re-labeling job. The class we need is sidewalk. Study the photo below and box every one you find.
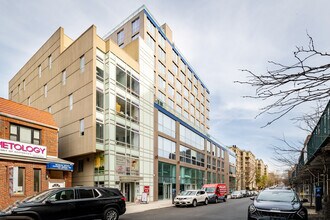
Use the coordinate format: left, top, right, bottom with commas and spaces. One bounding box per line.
125, 199, 173, 214
304, 203, 324, 220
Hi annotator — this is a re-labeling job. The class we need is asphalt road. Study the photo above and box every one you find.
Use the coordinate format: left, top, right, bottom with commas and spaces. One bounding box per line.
121, 197, 252, 220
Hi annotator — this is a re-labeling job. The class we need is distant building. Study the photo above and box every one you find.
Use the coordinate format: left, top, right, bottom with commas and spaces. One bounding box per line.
230, 145, 260, 190
0, 98, 73, 209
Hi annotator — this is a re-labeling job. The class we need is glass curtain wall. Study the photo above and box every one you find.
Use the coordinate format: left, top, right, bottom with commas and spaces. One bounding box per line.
179, 167, 204, 192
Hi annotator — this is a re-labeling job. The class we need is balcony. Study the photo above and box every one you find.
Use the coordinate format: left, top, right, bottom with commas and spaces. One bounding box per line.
306, 101, 330, 163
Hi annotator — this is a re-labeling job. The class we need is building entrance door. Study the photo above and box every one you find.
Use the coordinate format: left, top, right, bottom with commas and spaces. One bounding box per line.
121, 182, 135, 203
163, 183, 171, 200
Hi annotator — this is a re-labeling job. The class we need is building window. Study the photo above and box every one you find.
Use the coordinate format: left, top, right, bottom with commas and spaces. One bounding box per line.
28, 97, 31, 106
48, 106, 52, 113
78, 160, 84, 172
158, 76, 166, 91
69, 94, 73, 111
172, 63, 178, 75
18, 84, 20, 95
80, 119, 84, 136
158, 32, 165, 49
96, 121, 104, 143
44, 84, 47, 97
168, 85, 174, 98
117, 30, 124, 46
158, 61, 165, 75
146, 34, 155, 52
132, 17, 140, 34
158, 136, 176, 160
23, 80, 26, 91
12, 167, 25, 194
158, 111, 175, 138
116, 96, 140, 123
147, 18, 155, 37
38, 65, 41, 77
168, 71, 174, 85
115, 66, 140, 96
48, 55, 52, 69
80, 55, 85, 72
62, 69, 66, 85
115, 124, 139, 149
33, 169, 41, 193
172, 50, 178, 63
96, 90, 104, 112
10, 124, 40, 145
158, 47, 166, 63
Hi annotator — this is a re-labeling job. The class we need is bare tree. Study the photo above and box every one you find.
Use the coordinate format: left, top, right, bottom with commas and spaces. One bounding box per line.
236, 34, 330, 127
271, 136, 304, 168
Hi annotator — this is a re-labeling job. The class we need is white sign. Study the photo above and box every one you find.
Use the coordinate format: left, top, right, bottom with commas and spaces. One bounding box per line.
49, 182, 65, 189
0, 138, 47, 159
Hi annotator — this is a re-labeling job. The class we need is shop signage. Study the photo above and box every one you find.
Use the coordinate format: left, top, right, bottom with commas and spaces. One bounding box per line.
0, 139, 47, 159
144, 186, 150, 194
48, 182, 65, 189
46, 162, 73, 171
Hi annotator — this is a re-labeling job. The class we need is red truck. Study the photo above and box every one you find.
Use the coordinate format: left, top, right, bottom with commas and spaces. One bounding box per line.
201, 183, 227, 203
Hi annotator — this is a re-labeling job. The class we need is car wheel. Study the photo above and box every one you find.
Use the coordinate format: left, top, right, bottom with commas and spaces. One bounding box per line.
192, 199, 197, 207
103, 207, 119, 220
215, 197, 218, 203
204, 198, 208, 205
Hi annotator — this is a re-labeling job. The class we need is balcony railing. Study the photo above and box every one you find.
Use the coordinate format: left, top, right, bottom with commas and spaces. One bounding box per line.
306, 101, 330, 163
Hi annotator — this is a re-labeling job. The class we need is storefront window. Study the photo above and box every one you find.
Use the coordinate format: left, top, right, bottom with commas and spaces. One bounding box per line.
179, 167, 204, 192
33, 169, 41, 192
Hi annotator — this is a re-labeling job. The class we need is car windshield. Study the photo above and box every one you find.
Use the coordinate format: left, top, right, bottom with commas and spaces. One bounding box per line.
257, 190, 298, 202
26, 189, 56, 202
203, 187, 215, 193
232, 191, 240, 195
181, 191, 197, 196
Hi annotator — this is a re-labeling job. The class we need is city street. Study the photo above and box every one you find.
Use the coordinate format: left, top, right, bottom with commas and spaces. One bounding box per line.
121, 198, 251, 220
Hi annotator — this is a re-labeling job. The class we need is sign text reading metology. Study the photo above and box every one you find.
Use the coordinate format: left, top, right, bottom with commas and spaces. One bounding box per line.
0, 139, 47, 159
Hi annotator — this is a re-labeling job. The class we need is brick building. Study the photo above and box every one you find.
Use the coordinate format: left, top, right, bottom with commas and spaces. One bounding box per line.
0, 98, 73, 210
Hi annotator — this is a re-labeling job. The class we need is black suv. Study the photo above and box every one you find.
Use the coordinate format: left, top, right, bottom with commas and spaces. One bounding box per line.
0, 187, 126, 220
248, 188, 308, 220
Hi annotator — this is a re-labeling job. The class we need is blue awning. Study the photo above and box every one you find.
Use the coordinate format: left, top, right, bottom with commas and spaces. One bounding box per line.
47, 162, 73, 171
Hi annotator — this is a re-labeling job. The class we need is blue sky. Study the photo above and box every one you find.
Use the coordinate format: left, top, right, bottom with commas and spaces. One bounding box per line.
1, 0, 330, 173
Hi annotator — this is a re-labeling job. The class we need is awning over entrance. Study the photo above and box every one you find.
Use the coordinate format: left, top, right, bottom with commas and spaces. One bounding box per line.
46, 156, 74, 171
119, 175, 143, 182
0, 154, 74, 171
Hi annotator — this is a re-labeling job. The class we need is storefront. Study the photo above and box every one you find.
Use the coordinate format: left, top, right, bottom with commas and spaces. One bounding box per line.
179, 166, 204, 193
158, 162, 176, 200
0, 98, 73, 210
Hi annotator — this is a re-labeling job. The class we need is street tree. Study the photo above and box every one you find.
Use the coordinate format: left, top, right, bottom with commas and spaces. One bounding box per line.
236, 34, 330, 127
236, 35, 330, 167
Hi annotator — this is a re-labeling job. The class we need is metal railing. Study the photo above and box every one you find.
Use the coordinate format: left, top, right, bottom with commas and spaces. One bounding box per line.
306, 101, 330, 162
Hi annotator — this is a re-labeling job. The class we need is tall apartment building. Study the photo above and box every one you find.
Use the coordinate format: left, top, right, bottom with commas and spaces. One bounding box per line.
229, 145, 258, 190
8, 5, 233, 202
256, 159, 268, 177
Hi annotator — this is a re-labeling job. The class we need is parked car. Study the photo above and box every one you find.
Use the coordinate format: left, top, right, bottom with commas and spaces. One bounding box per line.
240, 190, 248, 197
201, 183, 227, 203
174, 190, 208, 207
0, 186, 126, 220
248, 188, 308, 220
231, 191, 243, 199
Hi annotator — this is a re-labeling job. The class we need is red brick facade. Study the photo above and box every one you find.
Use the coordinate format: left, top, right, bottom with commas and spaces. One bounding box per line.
0, 102, 72, 210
